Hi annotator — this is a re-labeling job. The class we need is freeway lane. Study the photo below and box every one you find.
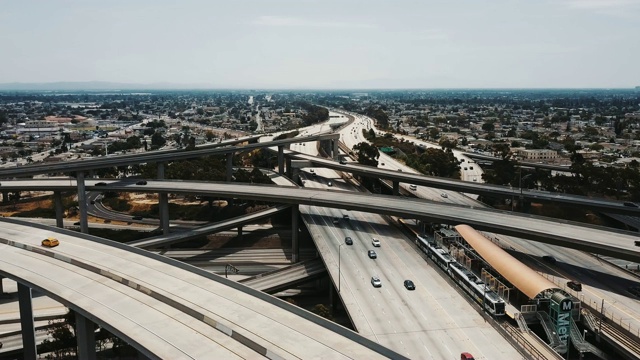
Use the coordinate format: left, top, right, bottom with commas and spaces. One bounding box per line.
289, 124, 520, 358
0, 219, 402, 359
300, 179, 521, 359
3, 179, 638, 262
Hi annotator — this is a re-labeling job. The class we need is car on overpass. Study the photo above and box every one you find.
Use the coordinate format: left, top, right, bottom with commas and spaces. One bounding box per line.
345, 237, 353, 245
136, 180, 148, 185
368, 250, 377, 259
567, 281, 582, 291
371, 276, 382, 287
372, 238, 381, 247
42, 237, 60, 248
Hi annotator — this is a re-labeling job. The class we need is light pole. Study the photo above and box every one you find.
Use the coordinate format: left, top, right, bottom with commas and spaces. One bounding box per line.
338, 244, 344, 293
519, 169, 532, 210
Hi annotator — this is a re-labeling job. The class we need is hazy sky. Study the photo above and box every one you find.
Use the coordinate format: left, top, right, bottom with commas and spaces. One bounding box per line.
1, 0, 639, 88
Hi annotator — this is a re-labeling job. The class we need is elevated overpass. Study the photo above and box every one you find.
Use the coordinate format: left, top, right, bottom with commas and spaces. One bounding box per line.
0, 133, 339, 178
464, 152, 572, 172
2, 179, 638, 262
128, 205, 291, 248
286, 151, 640, 216
0, 218, 404, 359
240, 259, 326, 293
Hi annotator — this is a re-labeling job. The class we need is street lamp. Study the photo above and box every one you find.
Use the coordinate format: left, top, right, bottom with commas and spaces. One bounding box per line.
519, 169, 533, 210
338, 244, 344, 293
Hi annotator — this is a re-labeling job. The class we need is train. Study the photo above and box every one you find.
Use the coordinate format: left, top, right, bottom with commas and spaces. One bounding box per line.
416, 235, 506, 317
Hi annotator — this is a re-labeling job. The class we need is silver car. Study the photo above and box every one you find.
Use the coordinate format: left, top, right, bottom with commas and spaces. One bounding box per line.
371, 276, 382, 287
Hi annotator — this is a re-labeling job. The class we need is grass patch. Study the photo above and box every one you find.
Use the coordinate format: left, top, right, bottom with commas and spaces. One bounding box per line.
102, 197, 132, 212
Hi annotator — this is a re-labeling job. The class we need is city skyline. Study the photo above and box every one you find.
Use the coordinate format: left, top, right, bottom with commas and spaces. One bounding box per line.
1, 0, 639, 88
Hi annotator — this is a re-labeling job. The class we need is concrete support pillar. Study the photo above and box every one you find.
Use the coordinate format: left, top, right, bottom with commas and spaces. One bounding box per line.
77, 172, 89, 234
156, 162, 169, 235
156, 162, 165, 179
285, 157, 292, 179
238, 226, 243, 241
392, 181, 399, 196
226, 152, 233, 182
18, 283, 37, 360
76, 312, 97, 360
2, 191, 8, 203
89, 170, 96, 178
332, 139, 339, 161
54, 191, 64, 228
278, 146, 284, 175
291, 205, 299, 263
0, 276, 4, 294
159, 194, 169, 235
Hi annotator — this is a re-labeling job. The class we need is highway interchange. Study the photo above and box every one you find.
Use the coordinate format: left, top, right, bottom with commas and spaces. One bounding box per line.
0, 110, 639, 358
265, 115, 520, 358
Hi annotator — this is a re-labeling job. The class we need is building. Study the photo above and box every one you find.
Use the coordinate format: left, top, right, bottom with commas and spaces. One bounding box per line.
517, 149, 558, 161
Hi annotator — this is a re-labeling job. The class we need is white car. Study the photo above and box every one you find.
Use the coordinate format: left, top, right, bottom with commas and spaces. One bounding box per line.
409, 184, 417, 191
372, 238, 381, 247
441, 193, 448, 198
371, 276, 382, 288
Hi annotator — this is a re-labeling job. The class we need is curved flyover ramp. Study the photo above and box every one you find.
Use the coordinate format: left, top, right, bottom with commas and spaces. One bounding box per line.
0, 218, 403, 360
455, 224, 559, 299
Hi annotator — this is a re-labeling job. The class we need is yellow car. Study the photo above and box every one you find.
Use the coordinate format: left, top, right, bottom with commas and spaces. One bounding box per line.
42, 237, 60, 248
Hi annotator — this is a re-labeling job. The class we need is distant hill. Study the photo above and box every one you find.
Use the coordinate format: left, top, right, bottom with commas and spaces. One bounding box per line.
0, 81, 217, 91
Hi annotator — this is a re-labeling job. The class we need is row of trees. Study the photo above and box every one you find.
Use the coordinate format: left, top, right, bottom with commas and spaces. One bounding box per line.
482, 146, 640, 201
354, 130, 461, 178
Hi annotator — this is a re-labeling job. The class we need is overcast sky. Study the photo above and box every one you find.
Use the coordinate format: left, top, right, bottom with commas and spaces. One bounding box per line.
1, 0, 639, 88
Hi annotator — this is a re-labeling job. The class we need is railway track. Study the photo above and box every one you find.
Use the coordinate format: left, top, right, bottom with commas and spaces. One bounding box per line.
599, 319, 640, 357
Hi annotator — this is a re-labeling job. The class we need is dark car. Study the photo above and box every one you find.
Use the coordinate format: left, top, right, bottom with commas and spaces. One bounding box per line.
404, 280, 416, 290
339, 159, 347, 165
90, 200, 95, 205
95, 182, 107, 186
132, 216, 143, 220
136, 180, 148, 185
624, 202, 639, 208
368, 250, 377, 259
73, 222, 80, 226
542, 255, 557, 264
345, 237, 353, 245
567, 281, 582, 291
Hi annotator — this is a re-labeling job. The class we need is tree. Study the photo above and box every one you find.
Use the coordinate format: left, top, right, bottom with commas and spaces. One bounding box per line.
482, 121, 495, 132
353, 142, 379, 167
151, 131, 166, 148
206, 130, 215, 141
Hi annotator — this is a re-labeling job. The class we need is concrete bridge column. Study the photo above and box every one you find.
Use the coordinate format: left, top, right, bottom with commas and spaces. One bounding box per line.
392, 181, 399, 196
76, 312, 97, 360
18, 283, 37, 360
157, 162, 165, 179
54, 191, 64, 228
157, 162, 169, 235
89, 170, 96, 178
291, 205, 299, 263
2, 191, 8, 204
332, 139, 339, 161
0, 276, 4, 294
278, 146, 284, 175
238, 226, 243, 241
77, 172, 89, 234
285, 157, 292, 179
226, 152, 233, 182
